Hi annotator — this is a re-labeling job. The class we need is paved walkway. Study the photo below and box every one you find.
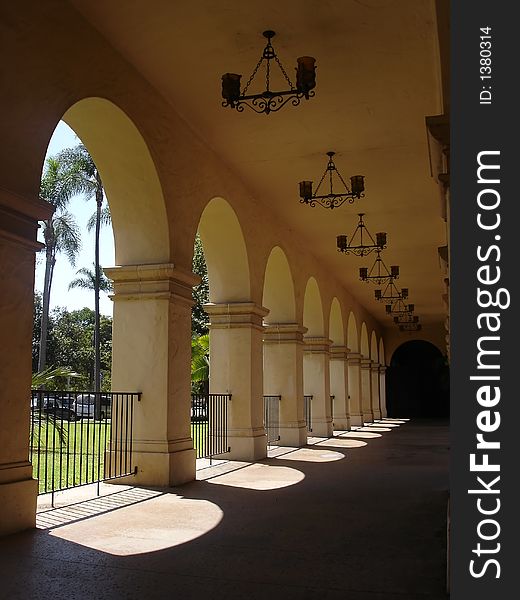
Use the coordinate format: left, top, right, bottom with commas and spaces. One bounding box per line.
0, 419, 449, 599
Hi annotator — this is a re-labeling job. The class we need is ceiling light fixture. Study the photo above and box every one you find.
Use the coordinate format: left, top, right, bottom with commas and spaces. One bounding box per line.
398, 321, 422, 332
359, 250, 399, 285
337, 213, 386, 257
300, 152, 365, 209
374, 282, 408, 302
393, 314, 419, 325
385, 299, 414, 316
221, 30, 316, 115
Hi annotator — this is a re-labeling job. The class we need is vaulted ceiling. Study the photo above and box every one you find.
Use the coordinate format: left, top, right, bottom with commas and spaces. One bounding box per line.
70, 0, 448, 328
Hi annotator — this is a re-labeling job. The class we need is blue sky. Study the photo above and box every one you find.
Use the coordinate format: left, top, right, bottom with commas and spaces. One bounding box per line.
35, 121, 115, 316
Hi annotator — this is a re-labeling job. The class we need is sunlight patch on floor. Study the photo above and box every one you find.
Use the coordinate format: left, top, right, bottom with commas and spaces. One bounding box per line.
206, 463, 305, 490
315, 438, 367, 449
272, 447, 345, 462
339, 431, 382, 439
49, 493, 223, 556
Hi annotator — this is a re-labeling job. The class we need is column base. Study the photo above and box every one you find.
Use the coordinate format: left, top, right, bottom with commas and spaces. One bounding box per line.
309, 419, 333, 437
116, 447, 196, 487
372, 409, 382, 420
363, 412, 374, 423
228, 429, 267, 461
381, 407, 388, 418
350, 414, 364, 426
0, 472, 37, 536
332, 416, 350, 431
278, 424, 308, 447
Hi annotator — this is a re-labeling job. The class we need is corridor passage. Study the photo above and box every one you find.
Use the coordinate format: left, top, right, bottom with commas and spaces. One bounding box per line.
0, 420, 449, 600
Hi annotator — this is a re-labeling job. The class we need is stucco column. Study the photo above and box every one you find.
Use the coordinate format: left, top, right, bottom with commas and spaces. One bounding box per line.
263, 324, 308, 447
0, 189, 53, 535
303, 337, 333, 437
360, 358, 374, 423
106, 263, 198, 487
371, 362, 382, 420
329, 346, 351, 431
205, 302, 269, 461
347, 352, 363, 426
379, 365, 388, 418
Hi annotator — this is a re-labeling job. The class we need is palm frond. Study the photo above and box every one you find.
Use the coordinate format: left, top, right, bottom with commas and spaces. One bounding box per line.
87, 203, 112, 232
53, 211, 81, 267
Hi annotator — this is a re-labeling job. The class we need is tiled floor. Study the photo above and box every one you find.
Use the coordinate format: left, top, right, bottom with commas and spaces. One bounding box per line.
0, 419, 449, 599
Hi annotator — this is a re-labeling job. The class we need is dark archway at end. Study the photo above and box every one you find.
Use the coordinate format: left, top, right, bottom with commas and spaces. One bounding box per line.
386, 340, 449, 418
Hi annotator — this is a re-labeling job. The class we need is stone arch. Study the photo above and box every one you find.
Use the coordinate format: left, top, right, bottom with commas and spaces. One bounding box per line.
379, 337, 386, 366
347, 312, 359, 352
262, 246, 296, 323
360, 323, 370, 358
303, 277, 324, 336
63, 97, 170, 265
329, 298, 345, 346
197, 197, 250, 303
370, 331, 379, 363
387, 340, 449, 418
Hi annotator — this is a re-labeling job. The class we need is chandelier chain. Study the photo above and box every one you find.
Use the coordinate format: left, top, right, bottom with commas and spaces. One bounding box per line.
242, 55, 264, 96
314, 168, 329, 195
274, 54, 295, 89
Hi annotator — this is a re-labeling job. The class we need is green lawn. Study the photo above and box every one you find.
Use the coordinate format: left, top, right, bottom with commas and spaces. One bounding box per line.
30, 418, 223, 494
31, 420, 116, 494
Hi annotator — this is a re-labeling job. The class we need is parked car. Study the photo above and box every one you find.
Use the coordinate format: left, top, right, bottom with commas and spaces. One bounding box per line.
31, 396, 78, 421
74, 394, 96, 418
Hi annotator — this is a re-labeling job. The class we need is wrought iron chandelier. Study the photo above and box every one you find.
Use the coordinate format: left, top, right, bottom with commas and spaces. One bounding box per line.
393, 314, 420, 325
299, 152, 365, 209
337, 213, 386, 257
374, 282, 408, 303
221, 30, 316, 115
385, 299, 414, 316
359, 250, 399, 285
398, 321, 422, 332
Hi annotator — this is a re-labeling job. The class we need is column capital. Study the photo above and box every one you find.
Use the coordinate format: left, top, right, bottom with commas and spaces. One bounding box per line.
105, 263, 199, 306
360, 357, 373, 369
263, 322, 308, 343
379, 365, 387, 374
0, 186, 53, 251
371, 361, 381, 372
347, 351, 362, 365
205, 302, 269, 330
330, 345, 351, 360
303, 336, 332, 354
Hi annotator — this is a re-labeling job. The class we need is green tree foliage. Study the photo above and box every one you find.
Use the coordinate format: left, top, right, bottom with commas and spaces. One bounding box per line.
38, 156, 82, 374
57, 143, 109, 395
69, 264, 113, 293
191, 334, 209, 394
33, 300, 112, 391
192, 234, 209, 336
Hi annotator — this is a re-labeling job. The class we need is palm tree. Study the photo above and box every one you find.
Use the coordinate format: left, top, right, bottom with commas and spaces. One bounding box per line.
68, 264, 113, 294
57, 144, 109, 395
38, 158, 81, 375
191, 334, 210, 394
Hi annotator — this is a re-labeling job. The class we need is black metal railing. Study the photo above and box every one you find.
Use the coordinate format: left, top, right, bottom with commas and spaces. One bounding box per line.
304, 395, 313, 432
263, 395, 281, 446
191, 393, 231, 461
30, 390, 140, 500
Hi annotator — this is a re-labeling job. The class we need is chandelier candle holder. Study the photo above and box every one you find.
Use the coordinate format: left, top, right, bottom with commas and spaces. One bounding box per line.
399, 321, 422, 332
337, 213, 386, 257
385, 299, 414, 316
221, 30, 316, 115
374, 282, 408, 303
300, 152, 365, 209
393, 314, 419, 325
359, 250, 399, 285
